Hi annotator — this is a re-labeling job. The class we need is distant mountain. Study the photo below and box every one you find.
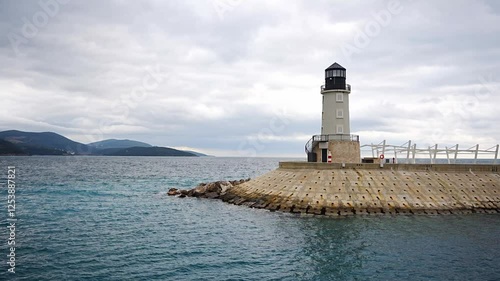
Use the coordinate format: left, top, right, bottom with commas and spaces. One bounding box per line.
0, 139, 26, 155
89, 139, 210, 156
182, 150, 210, 157
100, 146, 197, 157
0, 130, 203, 157
88, 139, 152, 149
0, 130, 92, 155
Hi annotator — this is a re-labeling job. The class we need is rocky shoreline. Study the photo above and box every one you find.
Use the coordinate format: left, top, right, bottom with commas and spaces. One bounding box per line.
167, 179, 250, 199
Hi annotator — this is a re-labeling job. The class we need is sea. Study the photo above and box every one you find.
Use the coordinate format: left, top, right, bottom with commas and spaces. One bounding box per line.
0, 156, 499, 281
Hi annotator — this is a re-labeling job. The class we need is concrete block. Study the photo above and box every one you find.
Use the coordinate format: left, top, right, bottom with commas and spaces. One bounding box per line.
354, 208, 368, 215
339, 209, 355, 216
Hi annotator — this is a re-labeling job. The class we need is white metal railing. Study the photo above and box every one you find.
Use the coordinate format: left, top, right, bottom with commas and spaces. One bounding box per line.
361, 140, 500, 164
313, 134, 359, 142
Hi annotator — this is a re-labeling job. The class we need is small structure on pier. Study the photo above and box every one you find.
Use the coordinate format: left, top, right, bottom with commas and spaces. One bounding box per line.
306, 62, 360, 163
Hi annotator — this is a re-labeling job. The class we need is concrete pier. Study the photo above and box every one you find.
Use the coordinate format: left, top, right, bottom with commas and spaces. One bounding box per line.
220, 162, 500, 216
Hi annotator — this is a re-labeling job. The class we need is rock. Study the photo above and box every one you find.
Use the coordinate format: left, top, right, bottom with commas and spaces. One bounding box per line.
219, 182, 232, 195
204, 192, 220, 199
205, 182, 222, 193
167, 188, 180, 196
191, 184, 208, 197
219, 193, 237, 202
171, 178, 250, 199
229, 178, 249, 186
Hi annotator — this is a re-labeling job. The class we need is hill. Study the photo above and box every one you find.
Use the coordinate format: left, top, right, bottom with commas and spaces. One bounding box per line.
88, 139, 152, 149
0, 130, 92, 155
89, 139, 209, 156
100, 146, 197, 156
0, 139, 26, 155
0, 130, 203, 157
182, 150, 210, 157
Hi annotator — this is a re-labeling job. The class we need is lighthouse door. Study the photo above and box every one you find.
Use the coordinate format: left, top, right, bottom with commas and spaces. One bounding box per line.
321, 149, 328, 163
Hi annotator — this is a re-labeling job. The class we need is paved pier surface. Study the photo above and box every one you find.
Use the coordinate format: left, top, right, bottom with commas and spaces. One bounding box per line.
220, 162, 500, 216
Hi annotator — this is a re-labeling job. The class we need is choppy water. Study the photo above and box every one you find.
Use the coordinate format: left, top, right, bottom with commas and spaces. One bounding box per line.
0, 156, 499, 280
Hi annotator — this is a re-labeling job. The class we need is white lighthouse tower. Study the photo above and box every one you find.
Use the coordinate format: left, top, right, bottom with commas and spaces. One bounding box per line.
321, 62, 350, 135
306, 62, 360, 163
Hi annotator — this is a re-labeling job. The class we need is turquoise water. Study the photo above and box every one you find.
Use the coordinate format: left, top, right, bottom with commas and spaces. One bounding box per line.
0, 156, 499, 280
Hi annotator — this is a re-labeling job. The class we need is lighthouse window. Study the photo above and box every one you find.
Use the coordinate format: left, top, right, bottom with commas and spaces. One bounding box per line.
336, 93, 343, 102
336, 109, 344, 118
336, 125, 344, 134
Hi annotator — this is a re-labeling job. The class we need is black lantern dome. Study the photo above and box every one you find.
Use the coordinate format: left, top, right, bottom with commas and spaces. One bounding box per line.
324, 62, 346, 90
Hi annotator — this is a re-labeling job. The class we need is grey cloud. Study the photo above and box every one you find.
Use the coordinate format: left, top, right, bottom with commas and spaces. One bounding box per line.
1, 0, 499, 156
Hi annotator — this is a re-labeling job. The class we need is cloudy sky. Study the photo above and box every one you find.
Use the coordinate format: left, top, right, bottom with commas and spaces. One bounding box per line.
1, 0, 499, 157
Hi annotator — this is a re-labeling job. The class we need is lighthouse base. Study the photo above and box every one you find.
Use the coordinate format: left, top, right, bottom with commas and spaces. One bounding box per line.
312, 140, 361, 163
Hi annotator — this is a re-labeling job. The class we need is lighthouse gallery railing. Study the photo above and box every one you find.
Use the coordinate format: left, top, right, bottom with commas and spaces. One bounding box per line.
320, 84, 351, 92
305, 134, 360, 154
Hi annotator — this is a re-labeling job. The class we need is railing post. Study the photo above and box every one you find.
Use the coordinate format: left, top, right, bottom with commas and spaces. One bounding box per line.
428, 146, 433, 164
444, 146, 451, 164
406, 140, 411, 164
433, 144, 438, 164
382, 140, 386, 159
495, 144, 499, 165
474, 144, 479, 164
412, 144, 417, 164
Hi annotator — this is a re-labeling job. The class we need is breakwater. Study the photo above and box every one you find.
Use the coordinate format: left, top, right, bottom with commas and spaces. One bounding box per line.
176, 162, 500, 216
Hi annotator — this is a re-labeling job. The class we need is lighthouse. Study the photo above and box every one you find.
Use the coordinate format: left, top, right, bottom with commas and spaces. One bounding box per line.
305, 62, 361, 163
321, 62, 350, 135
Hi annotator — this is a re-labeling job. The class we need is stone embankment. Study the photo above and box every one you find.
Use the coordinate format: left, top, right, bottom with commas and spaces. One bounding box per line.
170, 162, 500, 216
